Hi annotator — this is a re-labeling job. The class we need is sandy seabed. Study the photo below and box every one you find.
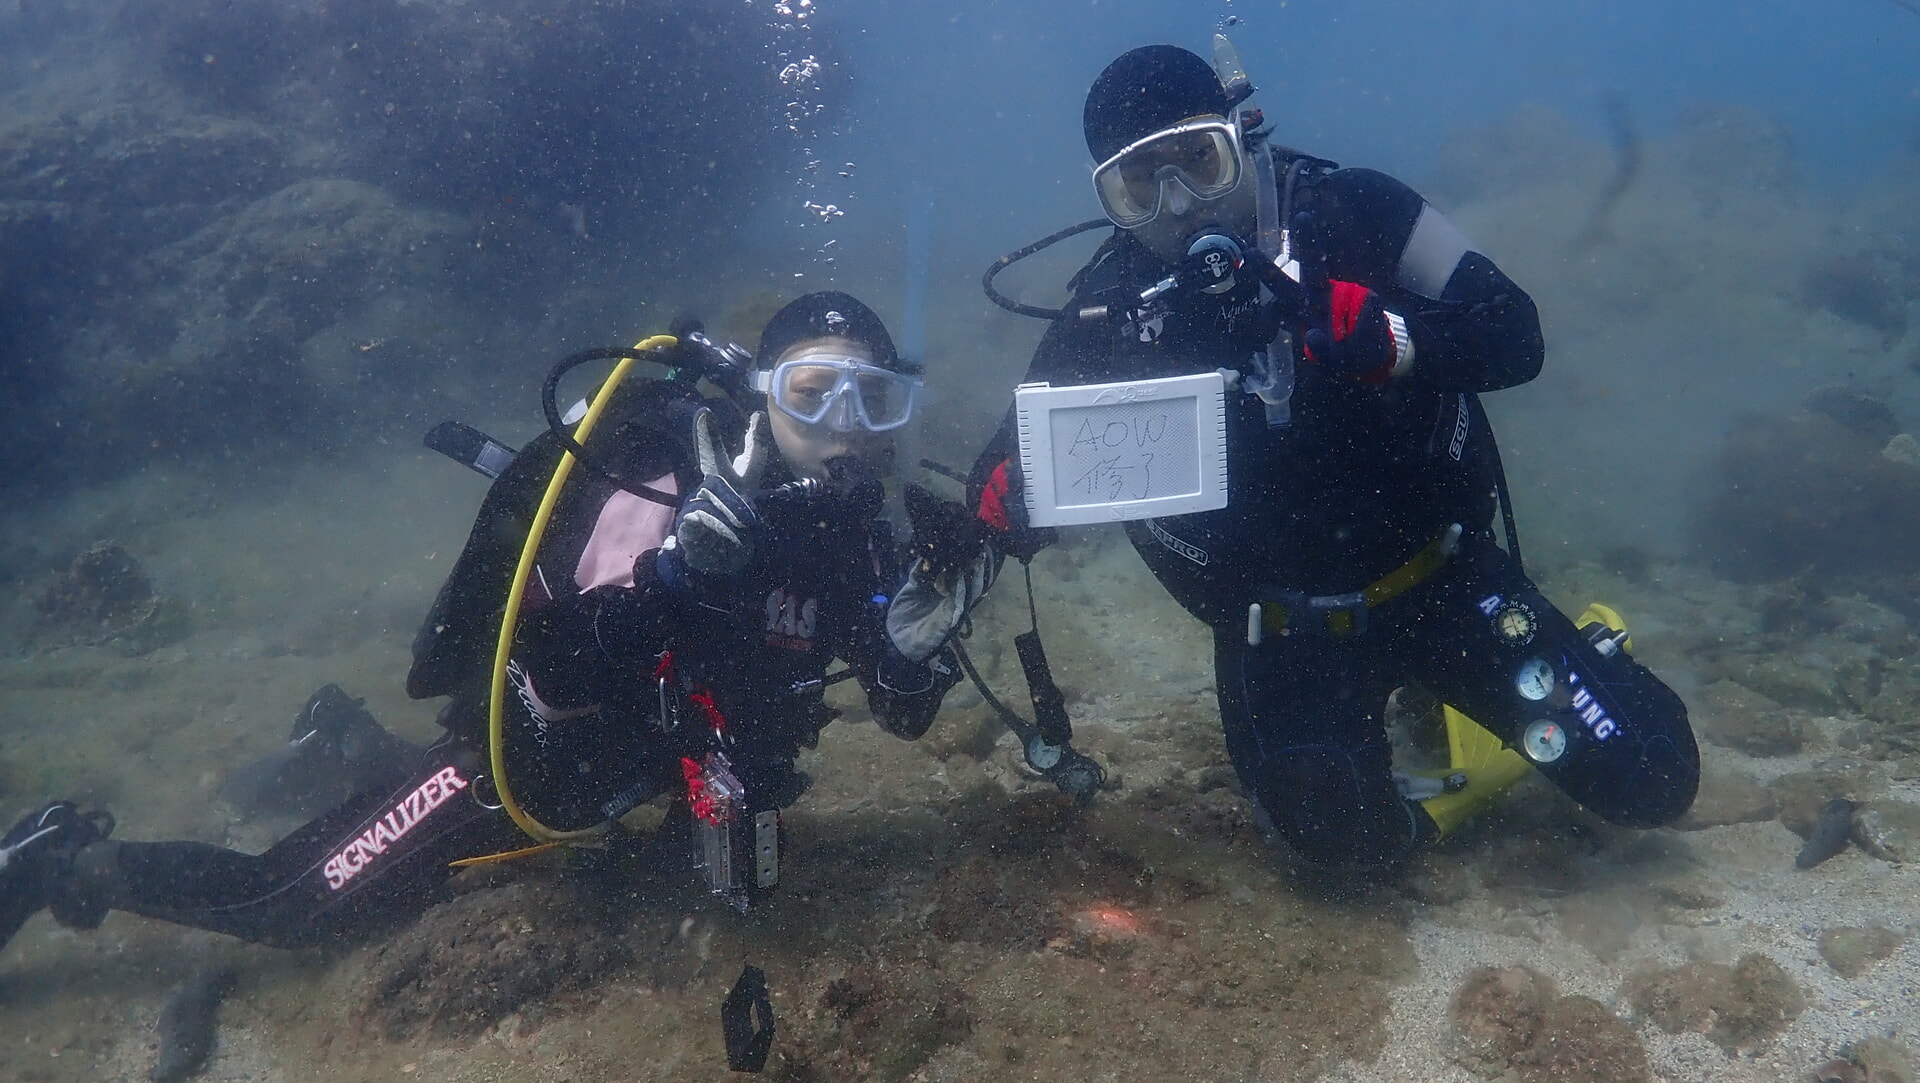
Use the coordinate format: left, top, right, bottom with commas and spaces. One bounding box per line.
0, 452, 1915, 1083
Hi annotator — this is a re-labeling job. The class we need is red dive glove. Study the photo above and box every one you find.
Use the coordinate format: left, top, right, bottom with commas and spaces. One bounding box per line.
975, 458, 1054, 562
1302, 280, 1415, 385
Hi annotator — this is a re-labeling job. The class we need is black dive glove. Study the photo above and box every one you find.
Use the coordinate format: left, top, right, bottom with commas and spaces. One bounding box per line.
659, 409, 768, 584
905, 484, 990, 579
1301, 280, 1415, 385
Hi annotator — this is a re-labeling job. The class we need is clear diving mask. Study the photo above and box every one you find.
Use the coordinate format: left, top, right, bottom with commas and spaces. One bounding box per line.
1091, 115, 1245, 230
751, 355, 922, 433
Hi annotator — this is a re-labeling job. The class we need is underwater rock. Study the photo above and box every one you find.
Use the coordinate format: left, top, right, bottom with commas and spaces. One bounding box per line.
1816, 1058, 1871, 1083
1674, 766, 1777, 830
1624, 953, 1805, 1051
1771, 771, 1861, 839
3, 1, 826, 489
806, 963, 975, 1081
1424, 106, 1612, 207
1670, 104, 1798, 203
1697, 680, 1809, 756
150, 965, 235, 1082
1849, 1038, 1917, 1083
1816, 926, 1907, 979
1691, 392, 1920, 583
1885, 434, 1920, 470
31, 541, 186, 653
1805, 253, 1910, 346
357, 880, 632, 1038
1450, 965, 1652, 1083
1805, 386, 1904, 443
1739, 658, 1846, 718
1851, 800, 1920, 863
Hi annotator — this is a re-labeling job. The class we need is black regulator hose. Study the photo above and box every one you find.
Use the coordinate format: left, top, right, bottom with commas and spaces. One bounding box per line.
540, 345, 690, 509
982, 218, 1113, 320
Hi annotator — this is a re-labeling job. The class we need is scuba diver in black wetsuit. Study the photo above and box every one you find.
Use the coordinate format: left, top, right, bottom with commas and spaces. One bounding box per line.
0, 292, 963, 952
913, 43, 1699, 869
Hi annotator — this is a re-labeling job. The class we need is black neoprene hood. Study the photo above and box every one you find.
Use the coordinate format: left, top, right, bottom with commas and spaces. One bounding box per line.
755, 291, 906, 373
1083, 45, 1231, 162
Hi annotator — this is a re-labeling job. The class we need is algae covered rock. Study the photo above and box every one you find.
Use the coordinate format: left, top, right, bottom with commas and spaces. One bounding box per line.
1674, 766, 1777, 830
1770, 771, 1861, 839
1692, 390, 1920, 584
357, 879, 633, 1038
31, 541, 187, 654
1851, 800, 1920, 863
1450, 965, 1652, 1083
1816, 926, 1907, 978
1850, 1037, 1917, 1083
1697, 679, 1809, 756
1624, 953, 1804, 1051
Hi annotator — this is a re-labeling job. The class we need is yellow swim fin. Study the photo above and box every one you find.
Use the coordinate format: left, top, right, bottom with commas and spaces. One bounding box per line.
1576, 601, 1631, 653
1420, 706, 1532, 838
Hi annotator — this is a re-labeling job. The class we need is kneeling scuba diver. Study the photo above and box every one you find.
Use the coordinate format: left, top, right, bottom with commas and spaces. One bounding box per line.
959, 36, 1696, 858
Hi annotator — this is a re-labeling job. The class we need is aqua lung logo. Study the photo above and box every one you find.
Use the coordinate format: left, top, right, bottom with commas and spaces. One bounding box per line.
765, 588, 818, 649
323, 766, 469, 890
1565, 670, 1619, 741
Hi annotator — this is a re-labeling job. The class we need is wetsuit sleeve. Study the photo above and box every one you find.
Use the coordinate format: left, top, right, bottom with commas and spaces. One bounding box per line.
1315, 168, 1544, 393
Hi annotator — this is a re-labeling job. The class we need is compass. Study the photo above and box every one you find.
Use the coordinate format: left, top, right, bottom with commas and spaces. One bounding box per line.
1521, 718, 1568, 763
1493, 601, 1538, 646
1514, 657, 1555, 702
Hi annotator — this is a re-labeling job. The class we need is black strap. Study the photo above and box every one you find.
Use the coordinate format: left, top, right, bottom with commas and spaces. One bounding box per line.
1013, 563, 1073, 748
1468, 392, 1524, 574
721, 963, 775, 1072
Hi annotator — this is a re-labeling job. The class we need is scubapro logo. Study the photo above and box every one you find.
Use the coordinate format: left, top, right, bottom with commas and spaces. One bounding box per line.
1146, 518, 1208, 566
323, 766, 469, 890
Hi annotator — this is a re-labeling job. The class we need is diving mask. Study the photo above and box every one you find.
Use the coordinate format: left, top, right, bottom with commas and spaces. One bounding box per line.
752, 355, 921, 433
1091, 115, 1244, 230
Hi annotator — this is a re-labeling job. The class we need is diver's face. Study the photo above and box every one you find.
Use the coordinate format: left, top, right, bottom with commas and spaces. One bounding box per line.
764, 337, 895, 481
1127, 142, 1260, 266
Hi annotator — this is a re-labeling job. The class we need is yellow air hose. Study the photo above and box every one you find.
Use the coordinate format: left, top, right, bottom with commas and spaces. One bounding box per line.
485, 334, 679, 844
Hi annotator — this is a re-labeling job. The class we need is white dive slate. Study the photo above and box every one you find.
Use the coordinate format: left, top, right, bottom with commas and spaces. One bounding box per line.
1015, 371, 1229, 527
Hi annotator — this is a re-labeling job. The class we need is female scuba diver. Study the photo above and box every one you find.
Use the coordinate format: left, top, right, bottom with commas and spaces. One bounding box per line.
0, 291, 966, 952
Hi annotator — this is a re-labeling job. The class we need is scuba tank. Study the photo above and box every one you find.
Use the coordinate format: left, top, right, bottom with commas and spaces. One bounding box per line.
406, 332, 754, 711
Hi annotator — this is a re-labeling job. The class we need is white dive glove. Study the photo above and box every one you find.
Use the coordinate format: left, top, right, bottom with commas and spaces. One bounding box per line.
886, 484, 998, 662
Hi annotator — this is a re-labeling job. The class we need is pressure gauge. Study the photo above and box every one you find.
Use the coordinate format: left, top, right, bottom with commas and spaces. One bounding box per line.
1025, 736, 1063, 772
1521, 719, 1568, 763
1514, 657, 1555, 702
